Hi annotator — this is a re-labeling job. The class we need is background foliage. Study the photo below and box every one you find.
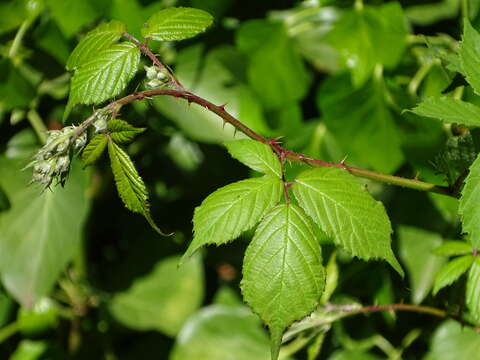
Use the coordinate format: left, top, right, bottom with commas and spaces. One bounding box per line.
1, 0, 480, 359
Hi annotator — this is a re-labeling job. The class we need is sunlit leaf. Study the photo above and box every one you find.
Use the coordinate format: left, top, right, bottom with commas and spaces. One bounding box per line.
142, 7, 213, 41
411, 97, 480, 127
241, 204, 325, 360
81, 134, 108, 166
108, 119, 145, 144
293, 167, 403, 276
466, 259, 480, 322
459, 154, 480, 248
460, 20, 480, 95
432, 255, 474, 295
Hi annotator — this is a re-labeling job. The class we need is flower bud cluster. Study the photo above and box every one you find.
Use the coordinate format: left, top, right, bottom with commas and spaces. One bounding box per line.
144, 65, 169, 88
29, 126, 86, 188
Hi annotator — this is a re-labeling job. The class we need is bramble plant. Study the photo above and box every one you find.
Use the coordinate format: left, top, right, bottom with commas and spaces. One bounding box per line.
2, 0, 480, 359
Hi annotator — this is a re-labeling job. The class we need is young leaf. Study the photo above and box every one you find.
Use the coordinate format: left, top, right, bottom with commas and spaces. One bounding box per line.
459, 154, 480, 248
466, 259, 480, 322
142, 7, 213, 42
410, 97, 480, 127
241, 204, 325, 360
433, 241, 473, 256
292, 167, 403, 276
82, 134, 108, 166
432, 255, 474, 295
183, 175, 283, 261
66, 20, 127, 71
225, 139, 281, 178
460, 20, 480, 95
107, 140, 166, 235
68, 42, 140, 107
108, 119, 145, 144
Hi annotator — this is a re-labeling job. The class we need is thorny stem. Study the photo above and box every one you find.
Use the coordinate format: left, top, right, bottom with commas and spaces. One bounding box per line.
105, 89, 455, 198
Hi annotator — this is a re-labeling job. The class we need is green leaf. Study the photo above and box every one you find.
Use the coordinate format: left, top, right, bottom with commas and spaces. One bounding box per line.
460, 20, 480, 95
466, 259, 480, 322
10, 340, 48, 360
0, 158, 89, 307
183, 175, 283, 261
317, 75, 404, 173
0, 59, 36, 111
225, 139, 281, 178
398, 226, 446, 304
293, 167, 403, 276
107, 140, 166, 235
432, 255, 474, 295
433, 241, 473, 256
142, 7, 213, 41
241, 204, 325, 360
109, 255, 204, 336
45, 0, 98, 38
410, 97, 480, 127
327, 3, 408, 87
108, 119, 145, 144
66, 20, 127, 71
68, 42, 140, 107
428, 320, 480, 359
81, 134, 108, 166
459, 154, 480, 248
406, 0, 459, 26
236, 20, 311, 109
170, 305, 277, 360
328, 350, 382, 360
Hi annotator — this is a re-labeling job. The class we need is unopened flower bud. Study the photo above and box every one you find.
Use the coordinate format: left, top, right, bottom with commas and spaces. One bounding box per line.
94, 117, 108, 133
56, 138, 70, 153
33, 160, 52, 175
74, 132, 87, 150
145, 66, 158, 80
46, 130, 61, 145
157, 71, 167, 81
147, 79, 162, 88
54, 155, 70, 174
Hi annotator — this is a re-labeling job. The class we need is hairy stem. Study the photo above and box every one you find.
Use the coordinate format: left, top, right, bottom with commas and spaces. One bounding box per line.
106, 89, 455, 197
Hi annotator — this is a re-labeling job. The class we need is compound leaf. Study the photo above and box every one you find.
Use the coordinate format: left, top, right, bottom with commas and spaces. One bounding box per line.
183, 175, 283, 262
68, 42, 140, 108
241, 204, 325, 360
66, 20, 127, 71
225, 139, 281, 178
142, 7, 213, 41
410, 97, 480, 127
460, 20, 480, 95
432, 255, 474, 295
292, 167, 403, 276
108, 140, 166, 235
460, 154, 480, 248
82, 134, 108, 166
108, 119, 145, 144
466, 259, 480, 322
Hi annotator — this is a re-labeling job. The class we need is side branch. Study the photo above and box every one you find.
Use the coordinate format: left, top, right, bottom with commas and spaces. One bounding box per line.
107, 89, 455, 198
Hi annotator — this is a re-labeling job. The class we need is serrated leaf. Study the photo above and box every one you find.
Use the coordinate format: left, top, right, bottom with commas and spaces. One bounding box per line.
432, 255, 474, 295
410, 97, 480, 127
107, 119, 145, 144
142, 7, 213, 41
107, 140, 166, 235
183, 175, 283, 261
433, 241, 473, 256
68, 42, 140, 108
459, 154, 480, 248
292, 167, 403, 276
82, 134, 108, 166
66, 20, 127, 71
466, 259, 480, 322
241, 204, 325, 360
460, 20, 480, 95
225, 139, 281, 178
